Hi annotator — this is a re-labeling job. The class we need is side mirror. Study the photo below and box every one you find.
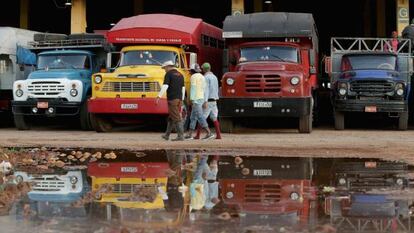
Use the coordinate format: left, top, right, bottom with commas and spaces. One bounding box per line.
310, 66, 317, 75
188, 52, 197, 69
324, 57, 332, 74
106, 52, 121, 71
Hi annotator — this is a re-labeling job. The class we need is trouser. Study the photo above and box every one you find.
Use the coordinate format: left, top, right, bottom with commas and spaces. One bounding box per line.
189, 102, 208, 130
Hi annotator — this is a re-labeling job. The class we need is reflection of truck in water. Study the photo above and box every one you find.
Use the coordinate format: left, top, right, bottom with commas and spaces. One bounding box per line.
325, 159, 412, 232
14, 168, 90, 217
88, 14, 223, 132
12, 34, 108, 130
216, 156, 317, 227
0, 27, 37, 116
219, 13, 319, 133
87, 151, 184, 225
327, 38, 413, 130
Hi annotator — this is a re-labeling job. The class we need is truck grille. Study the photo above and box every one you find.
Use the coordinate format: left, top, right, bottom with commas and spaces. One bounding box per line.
244, 184, 281, 203
102, 82, 161, 93
31, 176, 66, 192
28, 81, 65, 96
350, 80, 393, 95
112, 184, 158, 194
245, 75, 281, 93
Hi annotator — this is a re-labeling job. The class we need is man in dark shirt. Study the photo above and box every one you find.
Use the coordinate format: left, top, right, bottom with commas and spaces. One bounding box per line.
156, 60, 185, 141
402, 19, 414, 48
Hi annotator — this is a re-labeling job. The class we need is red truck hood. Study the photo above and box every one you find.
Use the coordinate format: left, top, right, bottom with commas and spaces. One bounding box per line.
237, 62, 303, 72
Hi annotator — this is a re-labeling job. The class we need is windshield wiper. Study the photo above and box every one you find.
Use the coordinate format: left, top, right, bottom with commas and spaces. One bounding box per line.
269, 54, 287, 62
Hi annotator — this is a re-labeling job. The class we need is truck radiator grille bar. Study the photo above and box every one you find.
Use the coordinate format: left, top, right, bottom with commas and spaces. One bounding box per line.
111, 184, 158, 194
31, 176, 66, 192
245, 75, 281, 93
244, 184, 281, 203
350, 80, 393, 95
28, 82, 65, 96
101, 82, 161, 93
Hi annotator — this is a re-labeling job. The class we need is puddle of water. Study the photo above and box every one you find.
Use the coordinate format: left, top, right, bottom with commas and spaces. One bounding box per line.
0, 148, 413, 233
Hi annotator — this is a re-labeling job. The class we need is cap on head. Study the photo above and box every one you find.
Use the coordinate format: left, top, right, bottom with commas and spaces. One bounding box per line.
161, 60, 175, 68
202, 62, 211, 71
190, 63, 202, 73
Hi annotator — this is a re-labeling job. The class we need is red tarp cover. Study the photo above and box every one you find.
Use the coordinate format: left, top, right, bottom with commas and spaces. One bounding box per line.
107, 14, 203, 45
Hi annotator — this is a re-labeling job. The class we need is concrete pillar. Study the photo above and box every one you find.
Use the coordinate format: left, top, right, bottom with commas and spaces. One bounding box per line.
254, 0, 263, 12
396, 0, 410, 36
71, 0, 87, 34
376, 0, 386, 37
20, 0, 29, 29
133, 0, 144, 15
231, 0, 244, 16
363, 0, 371, 37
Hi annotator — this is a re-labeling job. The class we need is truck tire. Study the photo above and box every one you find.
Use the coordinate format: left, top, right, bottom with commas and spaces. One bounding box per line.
299, 99, 313, 133
79, 101, 92, 131
90, 113, 112, 132
33, 33, 67, 42
334, 110, 345, 130
220, 117, 234, 133
68, 33, 105, 40
14, 115, 30, 130
398, 111, 409, 131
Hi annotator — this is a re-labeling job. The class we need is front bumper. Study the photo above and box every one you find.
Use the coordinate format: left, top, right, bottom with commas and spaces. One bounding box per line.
219, 97, 311, 117
12, 99, 82, 116
334, 99, 407, 113
28, 192, 83, 203
88, 97, 168, 114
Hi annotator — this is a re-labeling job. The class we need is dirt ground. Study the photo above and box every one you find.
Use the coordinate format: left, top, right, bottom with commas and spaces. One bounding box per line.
0, 127, 413, 165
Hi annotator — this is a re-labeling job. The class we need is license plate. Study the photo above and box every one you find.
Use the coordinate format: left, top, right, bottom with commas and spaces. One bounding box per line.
253, 101, 272, 108
121, 104, 138, 110
253, 169, 272, 176
365, 106, 377, 113
121, 167, 138, 173
365, 161, 377, 168
37, 102, 48, 109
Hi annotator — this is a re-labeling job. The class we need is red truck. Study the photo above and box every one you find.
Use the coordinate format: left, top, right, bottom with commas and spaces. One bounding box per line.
216, 156, 317, 228
219, 13, 319, 133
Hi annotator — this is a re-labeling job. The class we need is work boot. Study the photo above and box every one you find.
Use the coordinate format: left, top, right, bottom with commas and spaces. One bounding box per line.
213, 120, 222, 139
172, 121, 185, 141
194, 124, 201, 139
162, 120, 174, 141
185, 129, 194, 140
202, 128, 215, 140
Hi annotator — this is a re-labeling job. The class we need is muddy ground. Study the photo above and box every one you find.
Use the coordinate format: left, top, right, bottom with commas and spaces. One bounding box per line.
0, 127, 413, 164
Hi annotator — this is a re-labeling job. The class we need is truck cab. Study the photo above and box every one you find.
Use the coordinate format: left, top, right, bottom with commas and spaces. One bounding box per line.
220, 13, 319, 133
12, 35, 107, 130
327, 38, 413, 130
88, 14, 223, 132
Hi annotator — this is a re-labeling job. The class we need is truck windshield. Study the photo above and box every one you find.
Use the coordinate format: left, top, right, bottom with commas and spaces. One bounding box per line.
37, 54, 89, 70
121, 50, 179, 66
240, 46, 299, 63
341, 55, 397, 71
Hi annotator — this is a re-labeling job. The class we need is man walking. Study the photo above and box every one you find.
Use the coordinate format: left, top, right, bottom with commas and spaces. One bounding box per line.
185, 64, 214, 140
156, 60, 185, 141
194, 62, 222, 139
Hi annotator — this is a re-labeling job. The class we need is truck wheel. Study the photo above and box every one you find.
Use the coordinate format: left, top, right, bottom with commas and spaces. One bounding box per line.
220, 117, 234, 133
90, 113, 112, 132
299, 99, 313, 133
334, 110, 345, 130
14, 115, 30, 130
79, 101, 92, 131
398, 112, 409, 131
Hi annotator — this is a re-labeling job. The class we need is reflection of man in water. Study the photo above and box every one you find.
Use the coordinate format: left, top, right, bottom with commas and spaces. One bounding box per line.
203, 158, 219, 210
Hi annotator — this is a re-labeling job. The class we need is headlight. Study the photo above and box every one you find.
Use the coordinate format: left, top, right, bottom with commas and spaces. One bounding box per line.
70, 176, 78, 184
226, 191, 234, 199
338, 177, 347, 185
226, 78, 235, 86
94, 75, 102, 84
16, 175, 23, 183
290, 192, 300, 201
70, 89, 78, 97
15, 89, 23, 97
290, 76, 300, 85
396, 89, 404, 96
396, 178, 404, 186
339, 88, 347, 96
